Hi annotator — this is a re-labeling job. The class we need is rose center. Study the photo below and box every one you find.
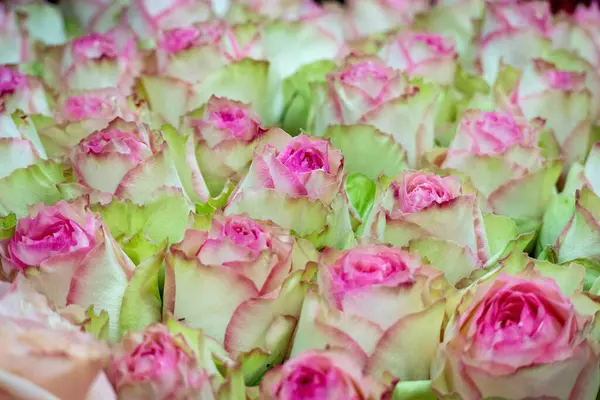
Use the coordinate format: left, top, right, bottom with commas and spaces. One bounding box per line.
283, 148, 326, 173
0, 67, 25, 97
72, 33, 118, 60
210, 107, 251, 138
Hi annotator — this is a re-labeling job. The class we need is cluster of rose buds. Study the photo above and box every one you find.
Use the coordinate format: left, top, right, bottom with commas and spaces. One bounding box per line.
1, 0, 600, 399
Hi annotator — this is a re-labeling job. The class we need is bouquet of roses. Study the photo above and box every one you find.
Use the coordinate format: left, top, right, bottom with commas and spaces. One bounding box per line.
1, 0, 600, 399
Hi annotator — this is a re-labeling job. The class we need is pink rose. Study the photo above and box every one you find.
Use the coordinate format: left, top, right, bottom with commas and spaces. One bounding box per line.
158, 25, 222, 55
379, 32, 457, 85
163, 213, 310, 373
69, 119, 178, 200
312, 55, 414, 135
260, 349, 383, 400
545, 70, 587, 90
71, 32, 120, 62
440, 109, 559, 221
371, 170, 489, 267
0, 66, 25, 98
4, 200, 99, 272
290, 245, 449, 379
108, 325, 205, 399
389, 171, 462, 216
0, 199, 134, 339
247, 134, 343, 203
432, 274, 600, 399
50, 29, 141, 94
0, 277, 116, 400
0, 67, 50, 116
445, 110, 540, 156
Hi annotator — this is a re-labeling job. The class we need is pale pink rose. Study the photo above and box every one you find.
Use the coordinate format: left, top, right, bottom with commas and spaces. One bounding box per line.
50, 29, 141, 94
0, 66, 50, 115
175, 213, 293, 295
326, 246, 416, 309
260, 350, 382, 400
432, 274, 600, 399
0, 277, 116, 400
108, 325, 205, 400
247, 134, 343, 203
344, 0, 430, 38
4, 200, 99, 272
290, 245, 449, 377
379, 32, 458, 85
372, 170, 489, 265
447, 110, 540, 156
69, 119, 169, 197
63, 94, 120, 121
71, 32, 120, 61
390, 172, 462, 216
0, 199, 134, 339
191, 96, 264, 145
312, 55, 412, 133
180, 96, 270, 197
0, 66, 26, 98
158, 25, 222, 55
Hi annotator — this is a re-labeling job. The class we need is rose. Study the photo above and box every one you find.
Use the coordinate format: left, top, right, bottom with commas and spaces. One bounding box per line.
225, 131, 354, 249
553, 3, 600, 71
0, 66, 51, 116
513, 59, 594, 167
69, 118, 190, 204
379, 32, 458, 85
431, 273, 600, 399
478, 1, 552, 85
230, 132, 343, 204
141, 20, 269, 127
34, 88, 137, 159
126, 0, 213, 40
178, 96, 272, 195
440, 109, 562, 222
364, 170, 490, 282
260, 349, 385, 399
344, 0, 430, 38
45, 29, 141, 94
311, 55, 440, 168
0, 198, 135, 339
0, 277, 115, 400
290, 245, 450, 381
389, 171, 462, 215
108, 325, 206, 399
0, 2, 66, 64
163, 213, 313, 381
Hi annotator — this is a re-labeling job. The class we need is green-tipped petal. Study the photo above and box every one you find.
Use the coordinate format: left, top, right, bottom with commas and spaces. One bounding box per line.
324, 124, 407, 180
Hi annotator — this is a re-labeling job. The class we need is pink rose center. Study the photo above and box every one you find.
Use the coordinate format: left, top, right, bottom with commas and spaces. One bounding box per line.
413, 34, 456, 55
545, 70, 582, 91
574, 3, 600, 24
0, 67, 26, 97
80, 129, 147, 163
278, 143, 329, 173
159, 25, 222, 54
223, 217, 270, 252
7, 208, 95, 270
394, 173, 460, 214
63, 95, 115, 121
467, 112, 525, 155
72, 33, 119, 61
473, 282, 567, 353
340, 61, 392, 85
277, 365, 333, 399
329, 249, 414, 308
209, 107, 258, 140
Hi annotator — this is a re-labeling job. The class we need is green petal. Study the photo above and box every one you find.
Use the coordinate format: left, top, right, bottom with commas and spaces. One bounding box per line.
325, 124, 408, 180
345, 173, 377, 223
392, 380, 437, 400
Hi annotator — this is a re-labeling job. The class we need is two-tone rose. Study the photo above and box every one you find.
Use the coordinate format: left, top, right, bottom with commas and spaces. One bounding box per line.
290, 245, 450, 382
